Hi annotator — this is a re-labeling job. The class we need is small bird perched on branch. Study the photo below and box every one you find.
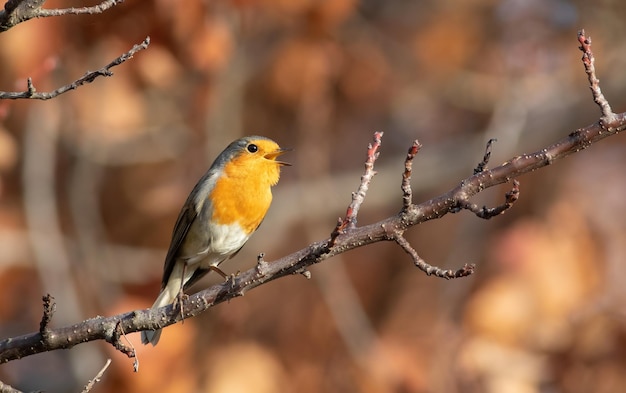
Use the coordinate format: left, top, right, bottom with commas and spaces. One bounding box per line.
141, 136, 290, 346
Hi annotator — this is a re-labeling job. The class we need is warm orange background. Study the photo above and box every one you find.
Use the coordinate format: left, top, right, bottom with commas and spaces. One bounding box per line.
1, 1, 626, 392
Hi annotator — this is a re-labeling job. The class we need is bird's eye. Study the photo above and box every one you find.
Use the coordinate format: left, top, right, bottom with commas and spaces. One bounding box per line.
247, 143, 258, 153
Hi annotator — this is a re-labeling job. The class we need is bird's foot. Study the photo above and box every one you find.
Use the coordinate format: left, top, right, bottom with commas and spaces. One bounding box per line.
173, 290, 189, 324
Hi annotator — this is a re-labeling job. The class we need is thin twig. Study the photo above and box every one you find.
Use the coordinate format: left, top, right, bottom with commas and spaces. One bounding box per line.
401, 140, 421, 210
474, 138, 497, 174
34, 0, 124, 17
0, 0, 124, 31
343, 131, 384, 229
578, 29, 615, 122
330, 132, 383, 245
0, 36, 150, 100
117, 323, 138, 372
38, 294, 56, 342
80, 359, 112, 393
394, 235, 475, 279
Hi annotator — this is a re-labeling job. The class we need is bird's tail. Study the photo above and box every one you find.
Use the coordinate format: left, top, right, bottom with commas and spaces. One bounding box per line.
141, 288, 175, 346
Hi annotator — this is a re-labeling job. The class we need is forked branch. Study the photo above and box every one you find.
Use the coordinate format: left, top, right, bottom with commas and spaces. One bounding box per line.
0, 37, 150, 100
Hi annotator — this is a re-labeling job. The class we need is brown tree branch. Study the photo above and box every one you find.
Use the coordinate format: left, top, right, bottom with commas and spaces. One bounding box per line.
0, 0, 124, 31
1, 29, 625, 368
0, 37, 150, 100
2, 110, 624, 364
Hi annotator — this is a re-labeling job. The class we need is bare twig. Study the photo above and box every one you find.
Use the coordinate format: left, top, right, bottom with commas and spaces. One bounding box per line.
330, 131, 383, 244
578, 29, 615, 122
0, 0, 124, 31
394, 235, 475, 279
38, 294, 56, 342
474, 138, 497, 174
80, 359, 112, 393
401, 140, 421, 210
0, 36, 150, 100
343, 131, 383, 229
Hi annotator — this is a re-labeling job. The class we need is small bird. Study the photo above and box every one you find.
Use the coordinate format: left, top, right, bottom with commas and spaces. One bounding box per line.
141, 136, 290, 346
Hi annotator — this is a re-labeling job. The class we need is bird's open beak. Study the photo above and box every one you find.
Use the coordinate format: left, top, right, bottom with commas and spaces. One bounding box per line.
265, 148, 292, 166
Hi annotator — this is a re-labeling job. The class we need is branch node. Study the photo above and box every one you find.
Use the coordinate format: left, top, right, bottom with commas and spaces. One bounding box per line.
26, 77, 36, 96
225, 273, 238, 290
456, 179, 520, 219
109, 320, 136, 361
329, 217, 349, 247
255, 253, 270, 277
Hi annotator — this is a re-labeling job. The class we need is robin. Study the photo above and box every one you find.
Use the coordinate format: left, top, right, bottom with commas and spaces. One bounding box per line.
141, 136, 290, 346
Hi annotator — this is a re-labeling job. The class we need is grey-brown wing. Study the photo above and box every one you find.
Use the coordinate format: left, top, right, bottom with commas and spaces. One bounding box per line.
160, 201, 198, 290
159, 166, 221, 290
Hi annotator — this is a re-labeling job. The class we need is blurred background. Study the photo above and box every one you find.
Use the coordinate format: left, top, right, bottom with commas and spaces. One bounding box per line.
1, 0, 626, 392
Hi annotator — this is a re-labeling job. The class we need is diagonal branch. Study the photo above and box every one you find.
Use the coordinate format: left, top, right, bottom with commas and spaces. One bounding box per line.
0, 36, 150, 100
1, 29, 625, 368
3, 107, 625, 364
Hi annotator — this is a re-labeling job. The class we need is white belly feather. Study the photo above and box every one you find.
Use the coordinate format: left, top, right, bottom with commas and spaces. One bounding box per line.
180, 221, 251, 269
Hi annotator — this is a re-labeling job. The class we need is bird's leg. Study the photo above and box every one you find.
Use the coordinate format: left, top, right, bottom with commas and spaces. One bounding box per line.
210, 265, 237, 289
209, 265, 228, 279
173, 263, 189, 323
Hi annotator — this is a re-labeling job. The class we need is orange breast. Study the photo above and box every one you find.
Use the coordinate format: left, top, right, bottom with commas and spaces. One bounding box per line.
208, 159, 278, 234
